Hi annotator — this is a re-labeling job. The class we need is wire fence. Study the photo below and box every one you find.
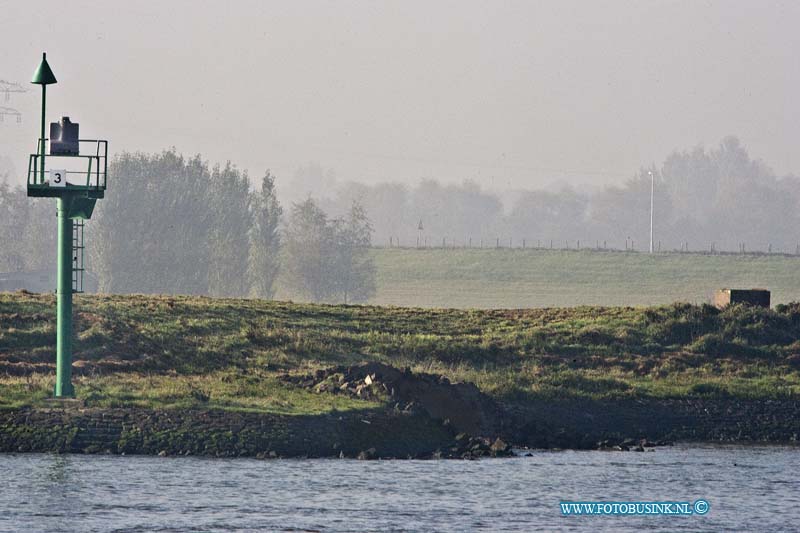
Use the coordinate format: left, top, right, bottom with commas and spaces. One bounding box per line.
376, 236, 800, 257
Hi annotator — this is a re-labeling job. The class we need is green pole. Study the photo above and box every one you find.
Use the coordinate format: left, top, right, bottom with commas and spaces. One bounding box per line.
55, 195, 74, 397
40, 84, 46, 184
31, 52, 72, 397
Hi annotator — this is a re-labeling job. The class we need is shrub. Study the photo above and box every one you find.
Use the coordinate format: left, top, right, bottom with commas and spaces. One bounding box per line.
719, 304, 795, 345
643, 303, 719, 346
687, 333, 726, 355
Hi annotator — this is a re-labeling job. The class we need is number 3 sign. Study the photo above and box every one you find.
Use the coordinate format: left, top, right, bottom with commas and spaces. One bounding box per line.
50, 169, 67, 187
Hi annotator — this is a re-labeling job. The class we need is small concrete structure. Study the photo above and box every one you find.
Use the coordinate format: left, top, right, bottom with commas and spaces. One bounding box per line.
714, 288, 770, 309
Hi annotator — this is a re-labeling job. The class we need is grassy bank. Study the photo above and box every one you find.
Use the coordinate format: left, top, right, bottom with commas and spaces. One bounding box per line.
364, 248, 800, 308
2, 291, 799, 413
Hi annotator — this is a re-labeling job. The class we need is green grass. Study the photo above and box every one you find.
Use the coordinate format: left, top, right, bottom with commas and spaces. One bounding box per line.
2, 291, 800, 411
364, 248, 800, 308
0, 371, 376, 413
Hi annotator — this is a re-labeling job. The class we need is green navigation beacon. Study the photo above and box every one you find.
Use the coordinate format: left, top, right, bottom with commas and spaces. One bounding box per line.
26, 52, 108, 398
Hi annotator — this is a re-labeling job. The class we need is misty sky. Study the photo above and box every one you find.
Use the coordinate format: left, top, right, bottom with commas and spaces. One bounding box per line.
1, 0, 798, 194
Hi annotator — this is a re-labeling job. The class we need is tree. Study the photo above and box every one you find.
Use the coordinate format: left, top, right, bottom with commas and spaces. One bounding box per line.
507, 187, 588, 245
207, 162, 252, 297
0, 178, 26, 272
661, 145, 718, 225
0, 176, 55, 273
248, 171, 283, 299
90, 150, 212, 294
333, 200, 376, 304
284, 198, 335, 302
284, 198, 376, 303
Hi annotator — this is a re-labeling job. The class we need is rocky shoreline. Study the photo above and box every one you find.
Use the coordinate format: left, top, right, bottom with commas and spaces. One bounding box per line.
1, 396, 797, 459
508, 396, 800, 449
1, 363, 798, 458
0, 405, 513, 459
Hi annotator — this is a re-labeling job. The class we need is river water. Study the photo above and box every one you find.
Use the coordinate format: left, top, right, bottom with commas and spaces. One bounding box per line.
1, 444, 798, 532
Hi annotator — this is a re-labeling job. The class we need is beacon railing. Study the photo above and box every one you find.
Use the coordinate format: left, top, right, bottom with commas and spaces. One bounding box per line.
27, 138, 108, 191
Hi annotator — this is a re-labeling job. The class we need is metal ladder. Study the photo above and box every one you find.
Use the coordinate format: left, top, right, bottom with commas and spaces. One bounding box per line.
72, 219, 85, 293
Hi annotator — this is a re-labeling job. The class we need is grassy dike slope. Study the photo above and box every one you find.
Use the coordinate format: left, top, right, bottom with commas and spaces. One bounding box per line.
1, 291, 800, 454
368, 248, 800, 308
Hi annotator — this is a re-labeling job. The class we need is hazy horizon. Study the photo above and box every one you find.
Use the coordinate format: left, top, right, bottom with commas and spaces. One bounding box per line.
1, 0, 799, 196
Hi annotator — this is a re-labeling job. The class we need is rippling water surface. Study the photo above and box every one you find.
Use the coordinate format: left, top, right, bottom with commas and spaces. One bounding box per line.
1, 445, 798, 532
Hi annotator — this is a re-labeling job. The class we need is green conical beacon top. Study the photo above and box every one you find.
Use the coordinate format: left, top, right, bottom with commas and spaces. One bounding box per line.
31, 52, 57, 85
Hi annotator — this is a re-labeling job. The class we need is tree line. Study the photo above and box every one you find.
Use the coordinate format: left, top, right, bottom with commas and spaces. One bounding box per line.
306, 136, 800, 253
0, 150, 375, 303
